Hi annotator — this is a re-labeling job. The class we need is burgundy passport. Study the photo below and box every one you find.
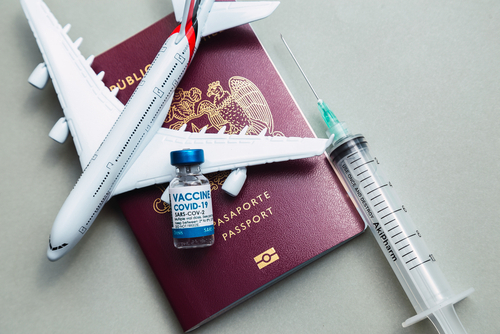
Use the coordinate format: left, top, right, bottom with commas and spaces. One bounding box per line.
92, 12, 365, 332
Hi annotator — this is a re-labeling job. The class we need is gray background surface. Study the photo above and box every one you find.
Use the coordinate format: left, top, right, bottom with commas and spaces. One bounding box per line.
1, 0, 499, 333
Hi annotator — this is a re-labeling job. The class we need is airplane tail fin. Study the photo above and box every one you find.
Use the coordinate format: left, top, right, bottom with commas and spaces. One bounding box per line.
174, 0, 201, 43
172, 0, 185, 22
172, 0, 280, 37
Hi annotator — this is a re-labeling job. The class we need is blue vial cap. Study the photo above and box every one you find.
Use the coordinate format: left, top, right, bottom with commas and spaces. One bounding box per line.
170, 149, 204, 166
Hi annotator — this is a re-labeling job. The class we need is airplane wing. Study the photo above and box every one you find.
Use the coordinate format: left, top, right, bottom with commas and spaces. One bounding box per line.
21, 0, 123, 169
112, 127, 334, 196
172, 0, 280, 37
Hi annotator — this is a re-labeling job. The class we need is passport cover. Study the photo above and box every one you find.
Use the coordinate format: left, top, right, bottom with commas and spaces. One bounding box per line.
92, 10, 365, 332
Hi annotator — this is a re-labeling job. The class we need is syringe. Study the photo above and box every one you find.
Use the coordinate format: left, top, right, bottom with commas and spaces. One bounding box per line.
282, 35, 474, 333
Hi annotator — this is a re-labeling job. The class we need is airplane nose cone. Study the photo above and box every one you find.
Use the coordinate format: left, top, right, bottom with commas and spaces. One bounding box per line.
47, 236, 69, 261
47, 247, 63, 262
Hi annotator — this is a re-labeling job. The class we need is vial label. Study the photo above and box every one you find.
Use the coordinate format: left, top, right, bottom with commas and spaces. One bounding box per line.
170, 184, 214, 239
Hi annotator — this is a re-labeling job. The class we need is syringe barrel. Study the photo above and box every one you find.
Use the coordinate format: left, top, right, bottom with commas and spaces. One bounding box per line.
328, 135, 456, 315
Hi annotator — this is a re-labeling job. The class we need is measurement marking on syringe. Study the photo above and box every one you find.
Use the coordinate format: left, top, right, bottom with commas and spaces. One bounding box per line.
346, 152, 359, 159
409, 259, 431, 271
354, 160, 374, 170
377, 206, 389, 213
350, 157, 362, 164
398, 244, 411, 251
381, 208, 402, 219
370, 193, 382, 201
357, 170, 369, 177
391, 231, 403, 239
374, 200, 385, 207
402, 250, 413, 257
367, 184, 388, 195
360, 176, 372, 183
388, 226, 398, 232
395, 233, 417, 244
384, 218, 396, 226
405, 257, 417, 264
364, 182, 375, 189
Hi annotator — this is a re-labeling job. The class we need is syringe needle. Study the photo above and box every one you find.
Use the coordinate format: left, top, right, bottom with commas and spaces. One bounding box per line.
281, 35, 349, 141
280, 34, 320, 100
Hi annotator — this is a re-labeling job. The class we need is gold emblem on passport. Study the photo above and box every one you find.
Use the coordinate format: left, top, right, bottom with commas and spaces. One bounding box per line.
165, 76, 284, 136
254, 247, 279, 269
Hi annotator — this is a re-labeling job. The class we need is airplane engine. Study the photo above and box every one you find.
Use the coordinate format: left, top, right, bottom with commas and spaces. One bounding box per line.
49, 117, 69, 143
28, 62, 49, 89
222, 167, 247, 197
161, 185, 170, 204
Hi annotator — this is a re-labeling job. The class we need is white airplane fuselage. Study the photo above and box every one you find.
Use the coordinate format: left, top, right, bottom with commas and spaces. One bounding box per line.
48, 1, 213, 261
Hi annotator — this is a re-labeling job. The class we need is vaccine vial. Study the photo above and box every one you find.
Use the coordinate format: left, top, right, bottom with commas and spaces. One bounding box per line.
169, 149, 215, 249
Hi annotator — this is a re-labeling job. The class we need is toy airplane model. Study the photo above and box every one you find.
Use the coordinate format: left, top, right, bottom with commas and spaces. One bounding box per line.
21, 0, 334, 261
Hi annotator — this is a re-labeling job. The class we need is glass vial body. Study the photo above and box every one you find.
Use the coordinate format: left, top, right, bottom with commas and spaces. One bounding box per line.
169, 149, 214, 249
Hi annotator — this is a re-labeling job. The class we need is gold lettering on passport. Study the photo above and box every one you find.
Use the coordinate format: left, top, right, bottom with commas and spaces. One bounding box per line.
109, 64, 151, 92
254, 247, 279, 269
217, 191, 273, 241
216, 191, 271, 226
201, 32, 220, 42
